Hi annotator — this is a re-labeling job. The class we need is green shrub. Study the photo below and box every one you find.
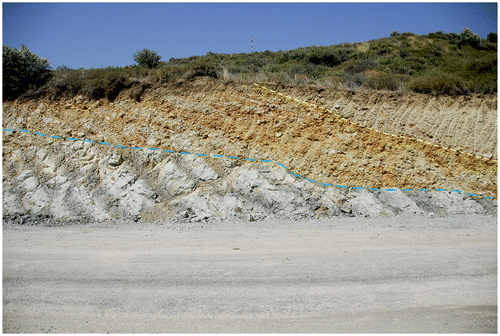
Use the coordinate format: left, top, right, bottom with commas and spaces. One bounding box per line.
487, 32, 497, 44
150, 66, 183, 83
398, 48, 410, 59
389, 61, 412, 75
305, 47, 351, 67
458, 28, 481, 49
184, 62, 218, 79
466, 54, 497, 76
103, 72, 126, 101
3, 45, 52, 101
406, 70, 467, 95
343, 58, 378, 74
59, 70, 85, 95
341, 73, 366, 88
365, 72, 400, 91
133, 48, 161, 69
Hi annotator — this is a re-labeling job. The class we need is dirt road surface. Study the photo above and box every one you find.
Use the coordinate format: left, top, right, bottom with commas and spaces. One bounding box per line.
3, 215, 497, 333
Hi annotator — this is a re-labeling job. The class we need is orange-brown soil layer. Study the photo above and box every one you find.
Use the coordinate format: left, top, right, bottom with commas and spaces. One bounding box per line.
3, 77, 497, 197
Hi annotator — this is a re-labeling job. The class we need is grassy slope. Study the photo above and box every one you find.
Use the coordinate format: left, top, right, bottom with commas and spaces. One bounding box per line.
21, 31, 497, 102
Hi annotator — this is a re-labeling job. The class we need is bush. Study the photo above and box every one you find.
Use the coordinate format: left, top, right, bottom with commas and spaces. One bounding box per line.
343, 58, 378, 74
130, 84, 145, 102
487, 32, 497, 44
406, 70, 467, 95
306, 47, 351, 67
150, 66, 183, 83
466, 55, 497, 76
133, 48, 161, 69
3, 45, 52, 101
399, 48, 410, 59
184, 62, 218, 79
103, 72, 126, 101
458, 28, 481, 49
341, 73, 366, 88
365, 72, 400, 91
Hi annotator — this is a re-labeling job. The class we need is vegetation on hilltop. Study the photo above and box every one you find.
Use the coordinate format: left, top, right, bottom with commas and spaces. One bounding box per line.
3, 45, 53, 101
3, 28, 497, 102
133, 48, 162, 69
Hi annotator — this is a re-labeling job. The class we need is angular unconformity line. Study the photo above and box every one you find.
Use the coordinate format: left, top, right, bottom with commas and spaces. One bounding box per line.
253, 83, 498, 163
1, 128, 496, 200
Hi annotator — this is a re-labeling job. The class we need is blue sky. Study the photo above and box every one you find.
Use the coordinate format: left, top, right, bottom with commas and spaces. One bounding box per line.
3, 2, 498, 69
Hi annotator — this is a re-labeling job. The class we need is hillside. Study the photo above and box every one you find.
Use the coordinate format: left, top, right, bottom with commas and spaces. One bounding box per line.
2, 77, 497, 223
9, 30, 496, 105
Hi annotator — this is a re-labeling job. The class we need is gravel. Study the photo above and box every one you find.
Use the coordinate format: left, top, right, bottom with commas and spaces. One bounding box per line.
3, 215, 497, 333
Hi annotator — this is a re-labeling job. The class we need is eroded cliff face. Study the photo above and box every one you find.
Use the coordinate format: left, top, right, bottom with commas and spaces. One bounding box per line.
2, 137, 495, 223
261, 83, 497, 160
2, 77, 497, 222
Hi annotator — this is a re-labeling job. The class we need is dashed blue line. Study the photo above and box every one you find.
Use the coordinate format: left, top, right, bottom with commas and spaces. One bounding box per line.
2, 128, 495, 200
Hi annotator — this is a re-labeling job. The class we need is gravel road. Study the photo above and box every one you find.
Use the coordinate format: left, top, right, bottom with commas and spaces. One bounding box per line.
3, 215, 497, 333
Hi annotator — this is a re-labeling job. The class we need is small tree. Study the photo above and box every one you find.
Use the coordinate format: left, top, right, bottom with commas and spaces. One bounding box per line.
133, 48, 161, 69
458, 28, 481, 49
3, 45, 52, 101
487, 32, 497, 44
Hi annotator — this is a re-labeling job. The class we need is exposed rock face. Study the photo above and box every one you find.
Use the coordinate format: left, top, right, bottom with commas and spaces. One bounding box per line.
2, 139, 495, 223
2, 77, 497, 223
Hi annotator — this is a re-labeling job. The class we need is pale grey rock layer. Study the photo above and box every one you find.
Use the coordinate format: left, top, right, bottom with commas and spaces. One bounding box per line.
3, 141, 496, 223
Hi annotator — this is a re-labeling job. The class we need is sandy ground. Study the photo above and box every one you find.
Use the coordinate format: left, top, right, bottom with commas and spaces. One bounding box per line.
3, 215, 497, 333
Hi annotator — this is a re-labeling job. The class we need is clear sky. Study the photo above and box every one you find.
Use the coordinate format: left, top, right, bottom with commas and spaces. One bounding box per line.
2, 2, 498, 69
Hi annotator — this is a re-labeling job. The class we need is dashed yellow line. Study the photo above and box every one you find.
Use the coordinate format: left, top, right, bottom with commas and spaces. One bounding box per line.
253, 83, 495, 163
